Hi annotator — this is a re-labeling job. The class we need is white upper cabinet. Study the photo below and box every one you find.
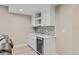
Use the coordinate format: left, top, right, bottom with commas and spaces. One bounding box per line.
42, 6, 55, 26
32, 11, 42, 27
32, 5, 55, 27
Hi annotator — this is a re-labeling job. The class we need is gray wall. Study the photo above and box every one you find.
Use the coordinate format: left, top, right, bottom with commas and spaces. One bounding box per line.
0, 5, 31, 45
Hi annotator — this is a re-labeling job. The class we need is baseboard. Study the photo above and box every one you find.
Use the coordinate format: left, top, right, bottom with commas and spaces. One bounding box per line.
14, 44, 27, 48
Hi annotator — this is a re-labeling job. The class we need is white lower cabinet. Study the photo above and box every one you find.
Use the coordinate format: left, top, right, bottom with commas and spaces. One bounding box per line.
31, 38, 36, 50
28, 33, 56, 55
44, 38, 56, 55
27, 33, 36, 51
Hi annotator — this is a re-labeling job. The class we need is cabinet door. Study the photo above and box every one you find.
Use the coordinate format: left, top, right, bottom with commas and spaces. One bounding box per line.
50, 7, 55, 26
44, 38, 56, 55
41, 9, 51, 26
41, 7, 55, 26
27, 34, 33, 46
28, 33, 36, 50
31, 37, 36, 50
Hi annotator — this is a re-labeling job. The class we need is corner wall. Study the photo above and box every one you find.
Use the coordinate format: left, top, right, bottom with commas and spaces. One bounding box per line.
0, 5, 32, 45
55, 5, 72, 54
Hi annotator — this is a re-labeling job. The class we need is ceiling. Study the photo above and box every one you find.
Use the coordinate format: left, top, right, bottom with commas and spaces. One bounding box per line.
2, 4, 57, 16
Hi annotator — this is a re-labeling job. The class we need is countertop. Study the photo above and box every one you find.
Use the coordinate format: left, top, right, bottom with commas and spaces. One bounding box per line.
30, 33, 56, 39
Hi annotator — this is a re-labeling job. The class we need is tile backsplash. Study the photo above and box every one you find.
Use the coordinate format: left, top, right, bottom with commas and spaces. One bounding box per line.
32, 26, 55, 36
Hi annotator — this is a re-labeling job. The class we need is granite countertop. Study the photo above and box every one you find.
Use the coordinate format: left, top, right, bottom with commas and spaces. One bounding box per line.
30, 33, 56, 39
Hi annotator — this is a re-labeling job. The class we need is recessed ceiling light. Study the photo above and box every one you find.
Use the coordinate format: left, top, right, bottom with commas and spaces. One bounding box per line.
19, 9, 23, 11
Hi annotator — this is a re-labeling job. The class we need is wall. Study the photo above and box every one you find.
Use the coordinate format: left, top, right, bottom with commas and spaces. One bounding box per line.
55, 5, 72, 54
0, 5, 31, 45
72, 5, 79, 54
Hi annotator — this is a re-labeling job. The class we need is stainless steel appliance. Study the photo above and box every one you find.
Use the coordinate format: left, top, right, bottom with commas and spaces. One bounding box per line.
37, 37, 44, 55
